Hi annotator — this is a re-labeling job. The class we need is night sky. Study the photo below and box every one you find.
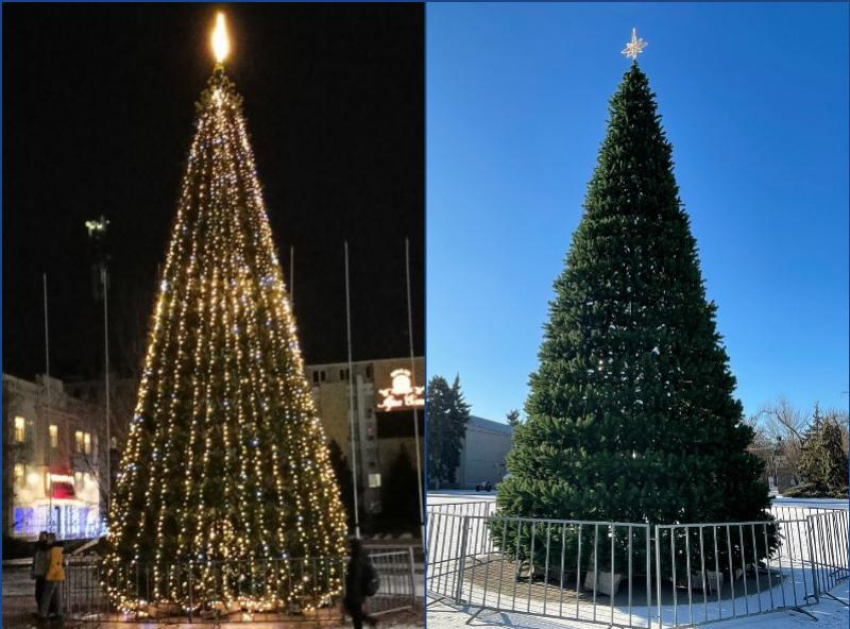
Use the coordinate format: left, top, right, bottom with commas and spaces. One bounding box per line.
3, 4, 424, 381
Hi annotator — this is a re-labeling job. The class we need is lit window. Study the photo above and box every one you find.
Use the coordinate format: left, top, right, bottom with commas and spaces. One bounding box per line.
75, 431, 84, 453
84, 433, 91, 455
14, 464, 24, 488
368, 473, 382, 489
44, 473, 51, 493
14, 416, 25, 442
49, 425, 58, 449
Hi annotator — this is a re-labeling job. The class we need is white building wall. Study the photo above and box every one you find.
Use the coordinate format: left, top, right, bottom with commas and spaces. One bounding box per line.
457, 417, 513, 489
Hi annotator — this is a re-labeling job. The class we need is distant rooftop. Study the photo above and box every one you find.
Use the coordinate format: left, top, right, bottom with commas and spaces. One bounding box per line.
468, 415, 513, 435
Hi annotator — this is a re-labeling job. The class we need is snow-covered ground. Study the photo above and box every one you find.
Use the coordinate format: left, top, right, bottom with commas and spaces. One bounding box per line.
426, 491, 849, 629
428, 581, 849, 629
772, 497, 849, 511
429, 492, 498, 503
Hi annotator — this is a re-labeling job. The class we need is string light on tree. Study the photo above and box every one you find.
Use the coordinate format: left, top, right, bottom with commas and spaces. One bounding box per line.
102, 13, 347, 615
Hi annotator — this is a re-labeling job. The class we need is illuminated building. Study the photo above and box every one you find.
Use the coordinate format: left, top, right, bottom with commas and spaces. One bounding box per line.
306, 356, 424, 513
64, 355, 424, 518
2, 373, 105, 540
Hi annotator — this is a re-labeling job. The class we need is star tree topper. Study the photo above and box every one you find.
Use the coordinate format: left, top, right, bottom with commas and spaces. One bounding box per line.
622, 28, 647, 61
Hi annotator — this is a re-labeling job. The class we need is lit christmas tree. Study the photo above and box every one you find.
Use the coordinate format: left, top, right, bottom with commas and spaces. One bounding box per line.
104, 14, 347, 614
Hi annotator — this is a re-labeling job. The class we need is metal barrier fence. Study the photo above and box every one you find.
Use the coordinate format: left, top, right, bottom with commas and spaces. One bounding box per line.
426, 505, 849, 628
770, 505, 844, 522
807, 510, 850, 598
654, 519, 813, 627
426, 501, 496, 518
428, 511, 654, 628
2, 548, 416, 626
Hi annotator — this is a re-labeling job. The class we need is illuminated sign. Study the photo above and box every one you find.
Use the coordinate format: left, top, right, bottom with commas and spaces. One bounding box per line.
377, 369, 424, 412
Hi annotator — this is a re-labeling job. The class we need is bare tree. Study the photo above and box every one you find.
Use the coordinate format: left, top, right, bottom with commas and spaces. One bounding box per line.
750, 397, 812, 488
758, 396, 809, 445
752, 398, 849, 492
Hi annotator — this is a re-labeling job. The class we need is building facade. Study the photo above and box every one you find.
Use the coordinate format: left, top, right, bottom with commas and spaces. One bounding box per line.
2, 374, 105, 540
50, 356, 425, 520
307, 357, 425, 513
454, 416, 513, 490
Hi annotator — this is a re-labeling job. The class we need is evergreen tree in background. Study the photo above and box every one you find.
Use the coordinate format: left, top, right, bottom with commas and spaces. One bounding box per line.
379, 447, 421, 533
327, 440, 358, 531
798, 415, 848, 497
506, 409, 522, 427
499, 63, 771, 530
103, 67, 346, 613
426, 375, 471, 488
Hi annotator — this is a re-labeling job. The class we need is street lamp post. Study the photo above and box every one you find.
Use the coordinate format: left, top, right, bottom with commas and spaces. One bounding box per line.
85, 216, 111, 519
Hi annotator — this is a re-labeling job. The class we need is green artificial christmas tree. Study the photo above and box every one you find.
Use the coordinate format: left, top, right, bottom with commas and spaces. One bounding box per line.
103, 15, 347, 614
499, 46, 771, 535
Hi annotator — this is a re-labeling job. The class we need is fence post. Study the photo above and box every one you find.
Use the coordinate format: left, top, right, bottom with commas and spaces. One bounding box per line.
654, 526, 662, 627
187, 561, 193, 623
455, 516, 470, 604
806, 515, 821, 602
408, 545, 417, 609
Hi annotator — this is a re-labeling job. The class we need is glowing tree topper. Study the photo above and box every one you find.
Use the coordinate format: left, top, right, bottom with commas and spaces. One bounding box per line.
103, 14, 347, 614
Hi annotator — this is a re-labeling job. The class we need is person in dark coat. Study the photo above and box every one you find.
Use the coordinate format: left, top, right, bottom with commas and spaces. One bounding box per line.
344, 538, 378, 629
31, 532, 49, 609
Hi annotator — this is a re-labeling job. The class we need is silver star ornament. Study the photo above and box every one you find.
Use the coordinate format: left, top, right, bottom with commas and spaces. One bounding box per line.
622, 28, 648, 61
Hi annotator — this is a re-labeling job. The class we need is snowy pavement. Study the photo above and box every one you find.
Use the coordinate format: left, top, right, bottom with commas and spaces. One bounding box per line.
429, 492, 497, 503
427, 581, 848, 629
425, 492, 849, 629
1, 613, 423, 629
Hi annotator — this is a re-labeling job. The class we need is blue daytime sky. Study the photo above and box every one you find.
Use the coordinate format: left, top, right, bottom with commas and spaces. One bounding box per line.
426, 3, 849, 424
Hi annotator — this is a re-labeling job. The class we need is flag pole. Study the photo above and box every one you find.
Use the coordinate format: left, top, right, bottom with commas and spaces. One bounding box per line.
405, 239, 426, 542
43, 273, 53, 534
344, 242, 361, 539
102, 262, 111, 518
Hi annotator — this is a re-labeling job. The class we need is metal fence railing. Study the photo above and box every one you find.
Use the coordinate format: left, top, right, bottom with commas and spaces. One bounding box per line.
426, 501, 496, 518
770, 505, 844, 523
653, 519, 814, 627
2, 548, 416, 626
428, 511, 654, 628
807, 510, 850, 598
426, 504, 849, 629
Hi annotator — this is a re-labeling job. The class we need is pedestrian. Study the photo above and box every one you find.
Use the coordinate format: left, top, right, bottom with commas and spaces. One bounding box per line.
31, 531, 49, 610
38, 534, 64, 622
344, 538, 378, 629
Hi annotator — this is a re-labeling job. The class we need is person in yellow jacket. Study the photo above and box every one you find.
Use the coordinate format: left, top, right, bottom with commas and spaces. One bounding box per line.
38, 534, 64, 621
